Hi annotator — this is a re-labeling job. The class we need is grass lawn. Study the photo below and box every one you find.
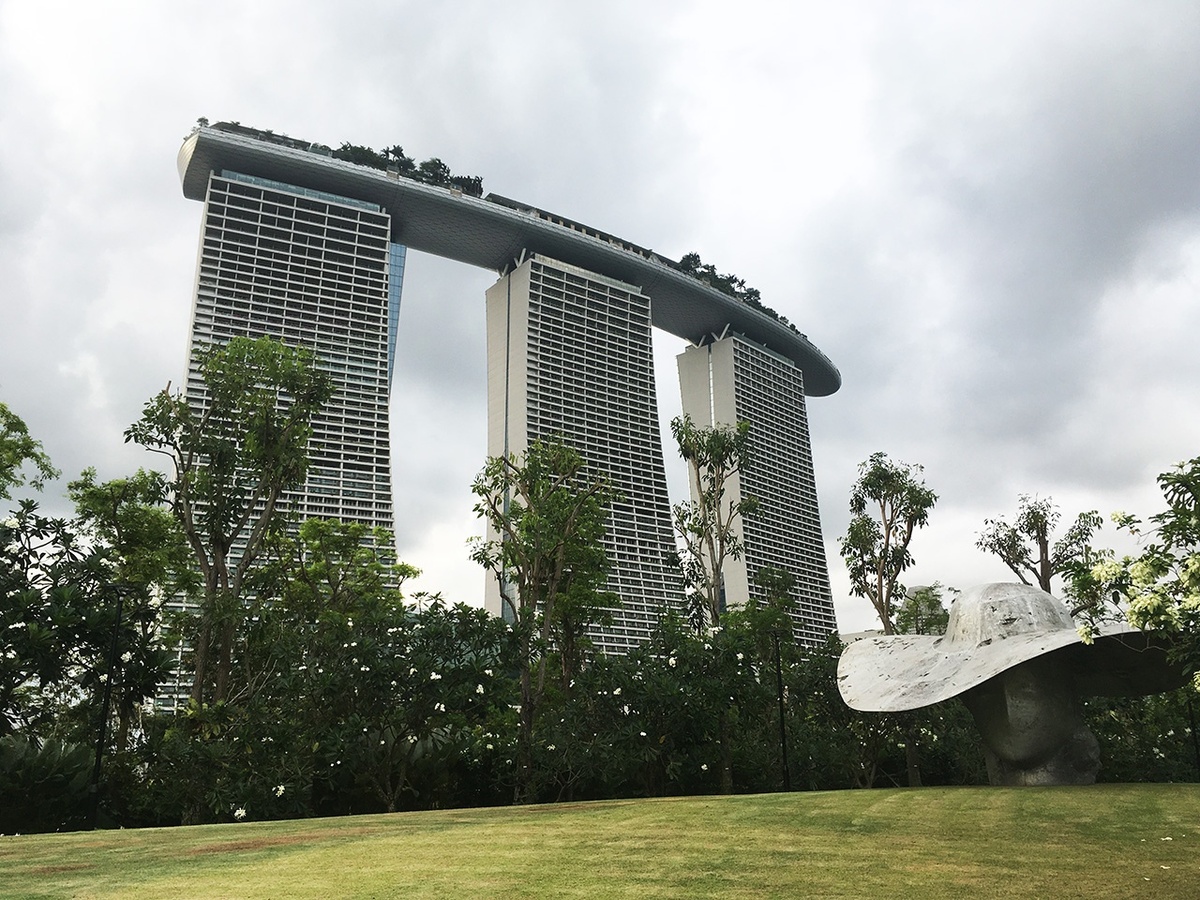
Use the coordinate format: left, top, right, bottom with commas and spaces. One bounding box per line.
2, 785, 1198, 899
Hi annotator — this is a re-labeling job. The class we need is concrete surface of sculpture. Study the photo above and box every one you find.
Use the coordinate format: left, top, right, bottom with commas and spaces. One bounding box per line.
837, 583, 1184, 785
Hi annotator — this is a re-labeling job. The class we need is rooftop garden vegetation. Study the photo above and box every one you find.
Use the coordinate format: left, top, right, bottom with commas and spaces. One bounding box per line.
193, 119, 802, 331
674, 252, 803, 337
199, 119, 485, 197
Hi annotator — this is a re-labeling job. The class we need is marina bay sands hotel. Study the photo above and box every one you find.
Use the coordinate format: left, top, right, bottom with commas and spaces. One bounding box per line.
177, 124, 841, 651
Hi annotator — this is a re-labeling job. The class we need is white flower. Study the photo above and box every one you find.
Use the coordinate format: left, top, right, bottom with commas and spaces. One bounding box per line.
476, 684, 485, 694
434, 702, 446, 712
613, 687, 621, 696
274, 785, 285, 797
701, 764, 708, 772
484, 669, 493, 676
120, 651, 133, 664
234, 807, 247, 820
486, 743, 494, 750
639, 731, 647, 737
409, 667, 418, 676
429, 672, 442, 680
668, 657, 677, 668
736, 653, 744, 662
547, 744, 556, 751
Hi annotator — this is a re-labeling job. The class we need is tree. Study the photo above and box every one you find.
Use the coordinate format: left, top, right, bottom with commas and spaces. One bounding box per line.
0, 401, 58, 500
0, 502, 143, 748
68, 469, 190, 753
976, 495, 1104, 606
839, 452, 937, 788
250, 519, 509, 815
124, 336, 333, 704
839, 452, 937, 635
670, 415, 758, 629
470, 438, 616, 803
894, 584, 952, 637
1117, 457, 1200, 678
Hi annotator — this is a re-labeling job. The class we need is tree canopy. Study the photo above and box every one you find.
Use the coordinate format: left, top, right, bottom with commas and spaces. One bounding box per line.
470, 438, 617, 802
839, 452, 937, 635
1117, 457, 1200, 676
0, 401, 58, 500
976, 495, 1103, 601
124, 335, 333, 704
670, 415, 758, 630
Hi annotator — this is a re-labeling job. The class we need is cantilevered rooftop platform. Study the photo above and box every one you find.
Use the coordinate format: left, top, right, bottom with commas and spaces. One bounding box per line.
178, 126, 840, 396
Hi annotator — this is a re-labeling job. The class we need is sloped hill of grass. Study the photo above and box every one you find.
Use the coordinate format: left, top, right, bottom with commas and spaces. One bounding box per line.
2, 785, 1198, 899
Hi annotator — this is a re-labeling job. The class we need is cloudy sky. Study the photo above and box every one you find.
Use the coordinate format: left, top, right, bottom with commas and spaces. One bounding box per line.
3, 1, 1199, 631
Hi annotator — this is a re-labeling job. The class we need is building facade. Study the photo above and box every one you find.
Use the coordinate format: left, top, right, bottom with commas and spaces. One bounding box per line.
186, 169, 399, 530
677, 333, 836, 644
484, 255, 681, 653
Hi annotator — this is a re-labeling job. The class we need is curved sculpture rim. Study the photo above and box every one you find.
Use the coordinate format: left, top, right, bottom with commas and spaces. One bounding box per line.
837, 582, 1184, 713
178, 127, 841, 397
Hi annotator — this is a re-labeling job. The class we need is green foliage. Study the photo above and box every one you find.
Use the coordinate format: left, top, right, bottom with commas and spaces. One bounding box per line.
676, 252, 762, 304
1116, 457, 1200, 675
125, 335, 333, 704
1086, 686, 1200, 783
670, 415, 758, 630
0, 502, 135, 740
675, 253, 802, 334
894, 583, 952, 636
333, 142, 484, 196
470, 438, 617, 803
238, 519, 514, 817
839, 452, 937, 634
0, 400, 58, 500
0, 733, 92, 833
68, 468, 189, 750
127, 520, 517, 825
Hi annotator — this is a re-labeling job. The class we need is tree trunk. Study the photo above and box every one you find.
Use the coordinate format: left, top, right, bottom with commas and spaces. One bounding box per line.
719, 706, 734, 794
215, 620, 235, 702
514, 663, 536, 805
905, 728, 922, 787
190, 619, 211, 704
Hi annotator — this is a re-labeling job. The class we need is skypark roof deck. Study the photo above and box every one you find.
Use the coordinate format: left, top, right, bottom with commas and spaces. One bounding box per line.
179, 126, 840, 396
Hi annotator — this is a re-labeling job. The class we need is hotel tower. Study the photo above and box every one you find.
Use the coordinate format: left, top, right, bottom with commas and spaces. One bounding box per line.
174, 122, 842, 665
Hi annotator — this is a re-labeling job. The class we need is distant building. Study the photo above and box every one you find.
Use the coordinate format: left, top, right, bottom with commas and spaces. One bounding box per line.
678, 334, 837, 643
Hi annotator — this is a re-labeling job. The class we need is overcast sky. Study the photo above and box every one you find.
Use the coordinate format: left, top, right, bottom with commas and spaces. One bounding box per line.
3, 1, 1200, 631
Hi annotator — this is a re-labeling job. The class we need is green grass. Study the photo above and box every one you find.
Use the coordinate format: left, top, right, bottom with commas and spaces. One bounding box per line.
2, 786, 1198, 899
